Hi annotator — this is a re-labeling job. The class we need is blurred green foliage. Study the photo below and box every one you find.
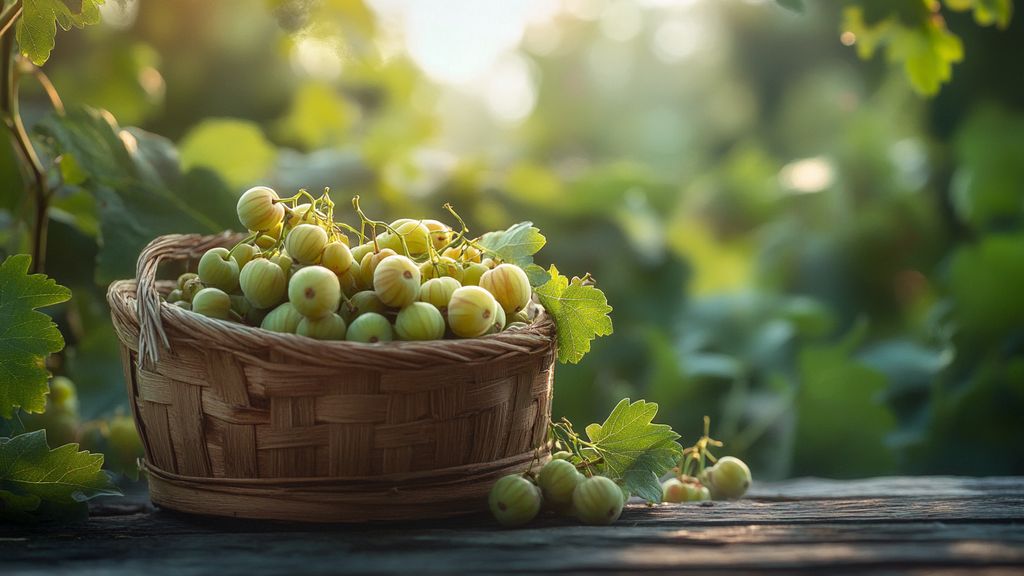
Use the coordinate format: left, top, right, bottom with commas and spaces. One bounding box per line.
1, 0, 1023, 479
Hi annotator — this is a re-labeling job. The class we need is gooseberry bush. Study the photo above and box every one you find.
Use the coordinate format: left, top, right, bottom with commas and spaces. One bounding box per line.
169, 186, 614, 361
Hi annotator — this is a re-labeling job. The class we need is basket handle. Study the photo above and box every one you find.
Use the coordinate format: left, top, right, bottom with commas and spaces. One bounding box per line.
135, 232, 245, 367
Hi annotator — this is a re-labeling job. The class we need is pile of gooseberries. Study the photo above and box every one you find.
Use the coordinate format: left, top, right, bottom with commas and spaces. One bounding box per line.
164, 187, 537, 342
488, 454, 625, 528
661, 417, 752, 504
488, 416, 754, 528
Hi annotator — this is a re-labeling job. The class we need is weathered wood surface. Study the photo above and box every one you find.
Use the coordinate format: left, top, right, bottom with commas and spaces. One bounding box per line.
3, 476, 1023, 575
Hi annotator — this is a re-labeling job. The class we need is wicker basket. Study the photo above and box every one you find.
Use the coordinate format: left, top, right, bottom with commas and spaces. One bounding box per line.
107, 233, 556, 522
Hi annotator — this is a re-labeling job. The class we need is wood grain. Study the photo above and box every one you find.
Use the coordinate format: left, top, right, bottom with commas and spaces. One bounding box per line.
2, 477, 1022, 575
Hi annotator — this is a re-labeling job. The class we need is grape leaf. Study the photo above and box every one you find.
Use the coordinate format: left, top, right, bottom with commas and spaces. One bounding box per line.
0, 430, 120, 522
0, 255, 71, 419
535, 265, 613, 364
585, 399, 682, 503
17, 0, 106, 66
478, 221, 546, 268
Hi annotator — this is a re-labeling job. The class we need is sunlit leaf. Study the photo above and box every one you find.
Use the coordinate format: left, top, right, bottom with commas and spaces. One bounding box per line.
17, 0, 105, 66
536, 265, 613, 364
179, 118, 277, 189
586, 399, 682, 503
276, 82, 357, 150
478, 221, 546, 268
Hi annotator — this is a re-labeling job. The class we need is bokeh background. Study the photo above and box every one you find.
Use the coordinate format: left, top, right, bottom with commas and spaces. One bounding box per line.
2, 0, 1023, 480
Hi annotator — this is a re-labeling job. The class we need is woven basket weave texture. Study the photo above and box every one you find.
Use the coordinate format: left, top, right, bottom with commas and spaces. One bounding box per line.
107, 233, 556, 521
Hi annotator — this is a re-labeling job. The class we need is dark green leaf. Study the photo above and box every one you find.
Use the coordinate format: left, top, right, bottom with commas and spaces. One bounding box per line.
0, 255, 71, 418
793, 338, 896, 477
36, 106, 238, 284
0, 430, 120, 521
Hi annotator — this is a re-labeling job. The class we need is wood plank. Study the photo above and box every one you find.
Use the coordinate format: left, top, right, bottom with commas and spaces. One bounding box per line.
1, 477, 1022, 576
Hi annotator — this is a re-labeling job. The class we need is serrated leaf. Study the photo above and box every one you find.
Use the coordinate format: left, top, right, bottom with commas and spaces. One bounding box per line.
478, 221, 547, 268
535, 265, 613, 364
17, 0, 106, 66
0, 255, 71, 419
0, 430, 120, 521
586, 399, 682, 503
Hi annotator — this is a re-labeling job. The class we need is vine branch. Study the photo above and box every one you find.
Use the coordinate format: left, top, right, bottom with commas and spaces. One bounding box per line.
0, 2, 51, 273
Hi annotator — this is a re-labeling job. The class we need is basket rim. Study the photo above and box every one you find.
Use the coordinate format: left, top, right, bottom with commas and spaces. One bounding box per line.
110, 278, 555, 352
108, 232, 558, 370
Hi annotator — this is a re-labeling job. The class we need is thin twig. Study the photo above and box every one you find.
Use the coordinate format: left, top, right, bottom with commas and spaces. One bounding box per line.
1, 10, 51, 273
17, 56, 64, 115
0, 1, 22, 38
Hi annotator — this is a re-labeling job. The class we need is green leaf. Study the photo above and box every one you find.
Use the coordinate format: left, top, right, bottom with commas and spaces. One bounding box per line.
535, 265, 613, 364
17, 0, 105, 66
793, 337, 896, 477
0, 488, 42, 513
0, 430, 120, 521
524, 263, 551, 287
945, 0, 1013, 29
586, 399, 682, 503
477, 221, 547, 268
890, 19, 963, 96
36, 106, 239, 284
840, 6, 964, 96
948, 233, 1024, 342
0, 255, 71, 419
179, 118, 277, 190
276, 82, 357, 149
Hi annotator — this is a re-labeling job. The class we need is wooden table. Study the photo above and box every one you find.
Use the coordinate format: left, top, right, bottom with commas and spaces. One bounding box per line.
4, 477, 1023, 574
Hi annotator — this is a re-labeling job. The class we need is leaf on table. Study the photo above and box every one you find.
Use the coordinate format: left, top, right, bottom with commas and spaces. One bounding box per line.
535, 265, 613, 364
478, 221, 547, 269
17, 0, 106, 66
0, 430, 120, 522
586, 399, 682, 503
0, 255, 71, 419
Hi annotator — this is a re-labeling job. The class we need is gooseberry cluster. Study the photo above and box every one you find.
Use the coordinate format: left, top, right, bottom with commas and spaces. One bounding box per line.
488, 454, 625, 528
661, 417, 752, 503
164, 187, 537, 342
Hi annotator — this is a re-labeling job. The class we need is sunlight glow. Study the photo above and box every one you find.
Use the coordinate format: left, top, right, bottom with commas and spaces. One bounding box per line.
779, 157, 835, 194
99, 0, 139, 30
291, 37, 343, 81
600, 1, 644, 43
484, 53, 538, 123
